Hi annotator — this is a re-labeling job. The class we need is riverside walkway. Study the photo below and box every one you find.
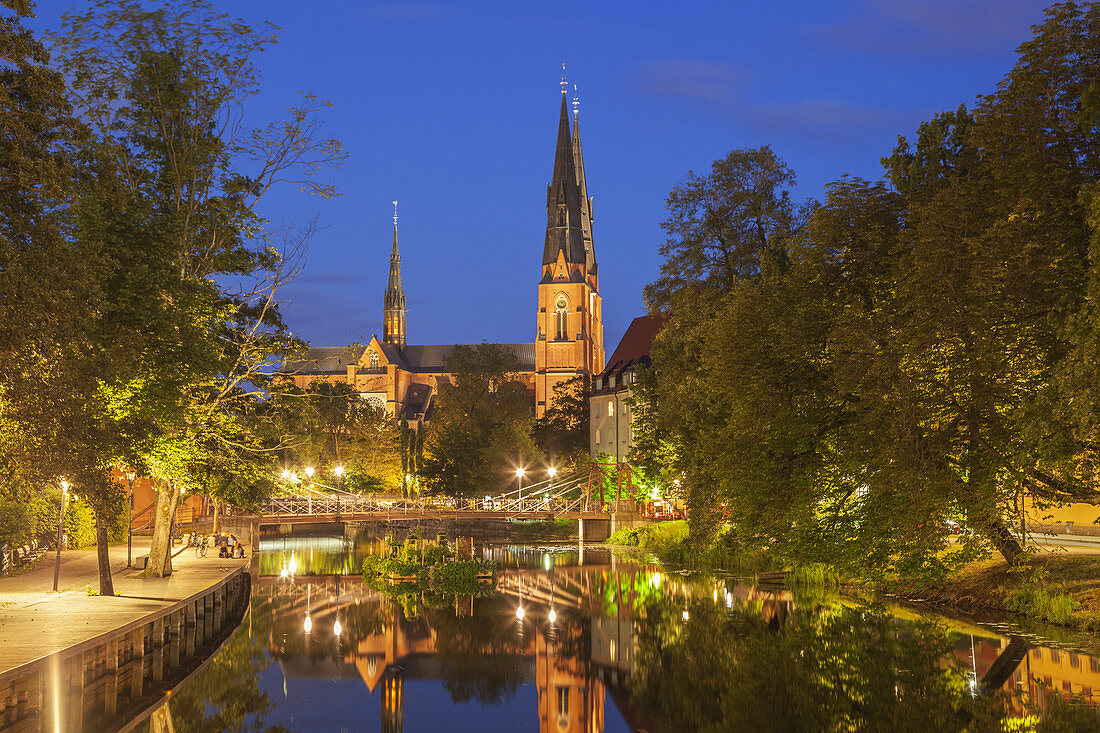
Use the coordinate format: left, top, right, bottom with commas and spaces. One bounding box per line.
0, 539, 250, 677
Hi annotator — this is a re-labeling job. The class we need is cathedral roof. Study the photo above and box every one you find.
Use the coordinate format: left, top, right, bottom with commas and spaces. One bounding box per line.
282, 345, 365, 375
402, 343, 535, 373
281, 342, 535, 375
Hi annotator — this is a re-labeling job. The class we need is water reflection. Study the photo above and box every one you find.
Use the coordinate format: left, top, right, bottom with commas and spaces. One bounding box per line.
141, 534, 1100, 732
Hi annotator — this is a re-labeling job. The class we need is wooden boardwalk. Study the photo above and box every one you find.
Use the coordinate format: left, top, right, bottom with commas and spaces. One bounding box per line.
0, 542, 250, 677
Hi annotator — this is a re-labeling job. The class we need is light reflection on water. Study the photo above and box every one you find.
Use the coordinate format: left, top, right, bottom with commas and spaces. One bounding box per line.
140, 530, 1100, 732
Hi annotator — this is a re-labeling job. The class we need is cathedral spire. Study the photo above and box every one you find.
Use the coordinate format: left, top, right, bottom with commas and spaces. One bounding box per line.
571, 83, 596, 277
383, 201, 407, 349
543, 75, 586, 268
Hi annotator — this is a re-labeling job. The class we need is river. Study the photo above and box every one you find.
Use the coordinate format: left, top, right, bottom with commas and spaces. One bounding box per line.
133, 529, 1100, 732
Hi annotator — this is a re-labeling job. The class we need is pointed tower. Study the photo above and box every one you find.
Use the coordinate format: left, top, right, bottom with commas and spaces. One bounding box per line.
572, 84, 596, 277
383, 203, 407, 350
535, 72, 605, 418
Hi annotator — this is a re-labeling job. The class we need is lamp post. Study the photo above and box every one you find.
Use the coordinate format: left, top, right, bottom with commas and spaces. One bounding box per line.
52, 480, 68, 592
125, 470, 136, 568
547, 466, 557, 510
305, 466, 314, 514
515, 467, 525, 511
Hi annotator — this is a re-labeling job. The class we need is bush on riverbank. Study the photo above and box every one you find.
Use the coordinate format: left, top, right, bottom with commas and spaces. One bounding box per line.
607, 521, 841, 586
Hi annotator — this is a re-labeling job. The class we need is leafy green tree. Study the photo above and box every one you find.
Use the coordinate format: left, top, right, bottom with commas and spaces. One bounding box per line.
52, 0, 344, 578
533, 374, 590, 467
422, 344, 541, 497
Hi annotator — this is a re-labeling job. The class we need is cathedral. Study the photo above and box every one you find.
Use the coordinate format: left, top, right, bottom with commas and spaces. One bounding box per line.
284, 80, 605, 422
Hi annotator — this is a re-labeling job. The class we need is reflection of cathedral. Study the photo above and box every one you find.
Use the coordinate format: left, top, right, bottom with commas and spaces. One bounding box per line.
284, 78, 605, 421
262, 571, 620, 732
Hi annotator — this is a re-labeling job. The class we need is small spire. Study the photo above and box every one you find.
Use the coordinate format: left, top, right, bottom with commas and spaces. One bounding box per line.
560, 61, 568, 94
572, 83, 579, 116
392, 200, 398, 227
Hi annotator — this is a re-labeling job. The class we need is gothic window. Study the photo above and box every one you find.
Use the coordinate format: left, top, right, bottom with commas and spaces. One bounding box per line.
369, 352, 380, 370
555, 297, 568, 340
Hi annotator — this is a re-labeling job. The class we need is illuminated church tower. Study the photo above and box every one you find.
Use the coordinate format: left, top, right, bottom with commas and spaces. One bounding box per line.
383, 204, 407, 349
535, 76, 605, 418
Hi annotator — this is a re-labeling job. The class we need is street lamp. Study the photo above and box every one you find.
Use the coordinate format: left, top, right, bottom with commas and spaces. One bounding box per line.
547, 466, 557, 509
124, 470, 137, 568
334, 465, 345, 492
52, 480, 68, 592
515, 467, 525, 509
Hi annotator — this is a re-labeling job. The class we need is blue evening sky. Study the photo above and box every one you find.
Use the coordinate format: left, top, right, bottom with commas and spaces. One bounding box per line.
26, 0, 1051, 352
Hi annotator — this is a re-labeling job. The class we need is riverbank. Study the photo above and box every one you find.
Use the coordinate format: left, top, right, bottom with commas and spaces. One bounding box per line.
607, 522, 1100, 631
889, 554, 1100, 631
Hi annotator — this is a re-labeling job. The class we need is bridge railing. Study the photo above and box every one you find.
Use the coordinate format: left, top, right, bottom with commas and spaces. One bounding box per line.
260, 486, 605, 518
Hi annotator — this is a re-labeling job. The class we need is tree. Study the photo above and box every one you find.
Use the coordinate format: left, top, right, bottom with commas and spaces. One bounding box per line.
422, 344, 541, 497
533, 374, 590, 468
52, 0, 345, 578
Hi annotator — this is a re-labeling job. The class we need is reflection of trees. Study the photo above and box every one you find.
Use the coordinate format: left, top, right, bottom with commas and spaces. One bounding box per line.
630, 599, 1013, 732
428, 595, 530, 705
158, 603, 292, 733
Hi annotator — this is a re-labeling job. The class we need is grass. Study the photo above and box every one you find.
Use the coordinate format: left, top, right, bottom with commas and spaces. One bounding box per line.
892, 554, 1100, 630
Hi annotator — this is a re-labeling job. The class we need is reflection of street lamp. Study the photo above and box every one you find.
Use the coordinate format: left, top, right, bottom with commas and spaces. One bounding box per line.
125, 470, 136, 568
515, 467, 525, 508
52, 480, 68, 592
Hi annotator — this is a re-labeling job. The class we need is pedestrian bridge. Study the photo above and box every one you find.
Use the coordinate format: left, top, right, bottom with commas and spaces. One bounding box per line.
253, 469, 646, 533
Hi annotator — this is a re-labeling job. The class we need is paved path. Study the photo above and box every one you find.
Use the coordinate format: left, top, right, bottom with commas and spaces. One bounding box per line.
0, 539, 252, 676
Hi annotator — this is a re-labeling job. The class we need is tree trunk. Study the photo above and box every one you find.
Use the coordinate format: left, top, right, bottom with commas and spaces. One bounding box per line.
94, 509, 114, 596
143, 482, 179, 578
986, 516, 1025, 566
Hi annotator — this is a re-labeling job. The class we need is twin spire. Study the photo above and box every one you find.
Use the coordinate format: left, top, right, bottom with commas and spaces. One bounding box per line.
383, 70, 596, 350
543, 65, 596, 277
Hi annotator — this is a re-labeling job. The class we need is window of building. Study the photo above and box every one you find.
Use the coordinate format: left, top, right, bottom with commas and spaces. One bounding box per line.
595, 429, 601, 444
556, 297, 568, 340
608, 402, 614, 417
1051, 650, 1061, 664
369, 352, 380, 369
556, 687, 570, 719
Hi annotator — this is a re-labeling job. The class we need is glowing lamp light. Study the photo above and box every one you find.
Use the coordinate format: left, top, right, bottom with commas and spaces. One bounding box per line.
548, 608, 557, 624
288, 555, 298, 575
334, 465, 345, 476
281, 469, 291, 480
515, 467, 525, 478
544, 554, 551, 571
304, 467, 315, 478
516, 605, 525, 621
280, 566, 288, 579
682, 610, 690, 622
547, 467, 557, 478
304, 615, 312, 634
333, 620, 342, 636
